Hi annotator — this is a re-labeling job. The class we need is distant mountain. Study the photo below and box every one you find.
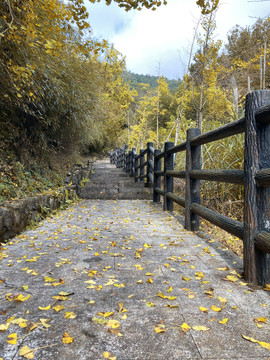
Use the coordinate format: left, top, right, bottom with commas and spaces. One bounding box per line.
122, 71, 180, 94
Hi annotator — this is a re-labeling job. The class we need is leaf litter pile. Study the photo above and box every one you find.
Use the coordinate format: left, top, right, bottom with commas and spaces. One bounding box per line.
0, 199, 270, 359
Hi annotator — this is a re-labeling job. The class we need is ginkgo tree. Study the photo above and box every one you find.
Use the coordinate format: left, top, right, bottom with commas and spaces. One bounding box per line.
0, 0, 137, 170
128, 77, 178, 151
87, 0, 219, 13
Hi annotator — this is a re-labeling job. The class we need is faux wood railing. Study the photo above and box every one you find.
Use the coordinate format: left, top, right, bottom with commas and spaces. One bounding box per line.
110, 90, 270, 287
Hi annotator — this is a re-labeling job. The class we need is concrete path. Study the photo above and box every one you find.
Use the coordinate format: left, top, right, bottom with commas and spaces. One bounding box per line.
79, 160, 152, 200
0, 199, 270, 360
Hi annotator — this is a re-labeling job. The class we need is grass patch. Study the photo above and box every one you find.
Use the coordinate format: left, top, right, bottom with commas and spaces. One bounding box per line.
0, 150, 72, 204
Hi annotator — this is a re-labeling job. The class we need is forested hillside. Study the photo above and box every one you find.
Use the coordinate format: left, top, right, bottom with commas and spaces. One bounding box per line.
122, 71, 180, 93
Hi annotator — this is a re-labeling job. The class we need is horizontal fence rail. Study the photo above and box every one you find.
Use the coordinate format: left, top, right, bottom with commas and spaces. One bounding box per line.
110, 90, 270, 287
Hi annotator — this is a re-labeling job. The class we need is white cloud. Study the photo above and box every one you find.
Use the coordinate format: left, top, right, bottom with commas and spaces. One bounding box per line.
86, 0, 270, 79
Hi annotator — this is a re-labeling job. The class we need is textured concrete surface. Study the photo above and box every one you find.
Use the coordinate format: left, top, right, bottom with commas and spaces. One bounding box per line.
0, 199, 270, 360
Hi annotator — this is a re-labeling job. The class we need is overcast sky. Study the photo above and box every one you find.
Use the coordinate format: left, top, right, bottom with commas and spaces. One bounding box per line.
85, 0, 270, 79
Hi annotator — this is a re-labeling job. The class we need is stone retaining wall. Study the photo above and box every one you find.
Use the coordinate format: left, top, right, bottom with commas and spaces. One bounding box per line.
0, 161, 93, 242
0, 186, 77, 241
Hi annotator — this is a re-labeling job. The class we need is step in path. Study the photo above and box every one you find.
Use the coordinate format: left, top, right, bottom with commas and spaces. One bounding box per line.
0, 199, 270, 359
78, 159, 152, 200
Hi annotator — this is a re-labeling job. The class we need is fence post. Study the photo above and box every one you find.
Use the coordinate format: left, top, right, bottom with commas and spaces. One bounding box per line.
124, 150, 128, 173
114, 149, 117, 167
140, 149, 144, 183
135, 153, 139, 183
153, 149, 161, 202
163, 142, 174, 211
130, 148, 136, 177
185, 128, 201, 231
123, 144, 128, 169
126, 151, 130, 174
129, 148, 132, 176
116, 149, 120, 168
129, 150, 132, 175
130, 148, 135, 177
146, 142, 153, 187
121, 148, 124, 169
244, 90, 270, 285
119, 148, 123, 168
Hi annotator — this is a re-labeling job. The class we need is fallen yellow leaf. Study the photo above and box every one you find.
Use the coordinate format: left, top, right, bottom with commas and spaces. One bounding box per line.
195, 272, 204, 279
242, 334, 270, 350
211, 305, 222, 312
146, 302, 155, 307
39, 305, 51, 311
58, 291, 73, 296
181, 322, 191, 332
134, 264, 143, 270
239, 282, 248, 286
62, 331, 73, 344
15, 294, 30, 302
216, 267, 229, 271
255, 317, 267, 323
157, 291, 165, 298
157, 291, 177, 300
218, 296, 227, 304
188, 292, 196, 299
39, 319, 51, 329
242, 334, 258, 343
192, 325, 210, 331
0, 323, 9, 331
154, 323, 165, 333
7, 332, 17, 345
224, 275, 238, 282
144, 243, 152, 248
258, 341, 270, 350
103, 351, 116, 360
92, 317, 107, 325
106, 319, 120, 329
19, 346, 35, 359
199, 306, 209, 313
64, 312, 77, 319
97, 312, 114, 318
182, 276, 192, 281
204, 289, 214, 297
53, 305, 65, 312
219, 318, 228, 324
113, 283, 125, 288
44, 276, 57, 282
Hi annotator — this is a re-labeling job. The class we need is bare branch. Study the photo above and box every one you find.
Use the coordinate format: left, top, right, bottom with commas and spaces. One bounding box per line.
0, 0, 15, 37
